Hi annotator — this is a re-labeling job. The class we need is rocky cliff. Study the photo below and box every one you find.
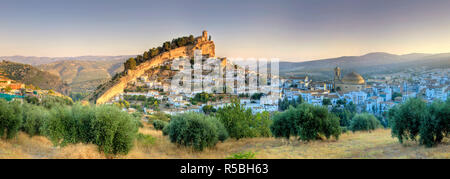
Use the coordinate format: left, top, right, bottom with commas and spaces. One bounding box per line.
91, 34, 215, 104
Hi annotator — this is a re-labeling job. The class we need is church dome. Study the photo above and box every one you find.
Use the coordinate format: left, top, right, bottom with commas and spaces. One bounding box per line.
341, 72, 365, 85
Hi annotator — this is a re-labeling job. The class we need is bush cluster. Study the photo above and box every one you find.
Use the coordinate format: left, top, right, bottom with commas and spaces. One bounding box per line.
137, 133, 156, 146
226, 151, 256, 159
165, 112, 228, 151
330, 101, 357, 127
148, 112, 170, 122
21, 103, 49, 137
0, 100, 23, 139
215, 99, 272, 139
192, 92, 216, 104
388, 98, 449, 147
270, 103, 341, 141
44, 104, 139, 155
0, 98, 140, 156
278, 96, 303, 111
153, 120, 168, 130
39, 95, 74, 109
349, 113, 381, 132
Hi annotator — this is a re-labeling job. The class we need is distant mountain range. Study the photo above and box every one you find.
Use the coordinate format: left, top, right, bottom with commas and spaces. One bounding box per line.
0, 55, 132, 92
1, 52, 449, 92
0, 55, 133, 66
279, 52, 450, 80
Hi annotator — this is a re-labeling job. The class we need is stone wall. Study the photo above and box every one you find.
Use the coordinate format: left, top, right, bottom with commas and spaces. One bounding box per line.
95, 40, 215, 104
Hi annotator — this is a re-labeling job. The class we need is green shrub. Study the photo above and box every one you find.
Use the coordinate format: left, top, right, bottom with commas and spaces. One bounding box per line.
202, 105, 216, 114
209, 116, 229, 142
153, 120, 168, 130
21, 103, 48, 137
0, 98, 140, 156
91, 105, 139, 155
71, 103, 96, 144
350, 113, 381, 132
132, 112, 144, 128
137, 133, 156, 145
226, 151, 256, 159
42, 104, 139, 155
162, 125, 169, 136
278, 96, 303, 111
419, 100, 450, 147
40, 95, 73, 109
254, 112, 273, 137
148, 112, 170, 123
340, 126, 348, 133
25, 96, 39, 105
389, 98, 450, 147
42, 105, 68, 145
331, 107, 355, 127
216, 99, 271, 139
166, 112, 221, 151
270, 108, 298, 140
0, 99, 23, 139
270, 104, 341, 141
388, 98, 427, 143
43, 105, 77, 146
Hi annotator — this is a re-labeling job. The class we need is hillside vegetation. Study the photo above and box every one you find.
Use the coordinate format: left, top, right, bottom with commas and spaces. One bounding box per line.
0, 61, 69, 93
88, 33, 215, 103
1, 96, 447, 159
1, 127, 448, 159
38, 59, 126, 92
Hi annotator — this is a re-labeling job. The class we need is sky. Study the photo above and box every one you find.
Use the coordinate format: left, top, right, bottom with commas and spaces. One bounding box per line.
1, 0, 450, 61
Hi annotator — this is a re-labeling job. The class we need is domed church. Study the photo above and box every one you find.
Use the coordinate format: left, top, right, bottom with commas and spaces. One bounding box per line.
333, 66, 365, 93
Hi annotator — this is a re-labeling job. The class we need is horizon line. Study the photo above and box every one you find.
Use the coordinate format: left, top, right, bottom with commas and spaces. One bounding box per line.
1, 51, 449, 63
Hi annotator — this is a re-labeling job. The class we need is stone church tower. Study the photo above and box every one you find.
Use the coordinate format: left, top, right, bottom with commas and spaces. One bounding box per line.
333, 66, 341, 90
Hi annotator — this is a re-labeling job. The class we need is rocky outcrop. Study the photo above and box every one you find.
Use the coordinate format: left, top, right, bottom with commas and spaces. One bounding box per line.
94, 36, 215, 104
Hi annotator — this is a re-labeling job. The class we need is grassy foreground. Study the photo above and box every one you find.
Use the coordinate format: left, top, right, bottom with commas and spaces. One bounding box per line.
1, 124, 448, 159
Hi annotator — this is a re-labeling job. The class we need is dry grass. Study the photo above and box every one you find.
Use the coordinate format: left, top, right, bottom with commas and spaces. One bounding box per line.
0, 133, 54, 159
0, 126, 448, 159
253, 129, 449, 159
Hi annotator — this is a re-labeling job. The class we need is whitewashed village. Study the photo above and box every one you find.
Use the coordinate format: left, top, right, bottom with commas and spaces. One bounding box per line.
105, 39, 449, 120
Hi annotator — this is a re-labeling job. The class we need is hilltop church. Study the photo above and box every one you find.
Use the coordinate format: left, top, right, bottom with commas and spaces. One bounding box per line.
333, 66, 366, 93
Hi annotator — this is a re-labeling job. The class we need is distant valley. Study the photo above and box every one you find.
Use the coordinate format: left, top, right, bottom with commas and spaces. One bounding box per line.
1, 55, 132, 92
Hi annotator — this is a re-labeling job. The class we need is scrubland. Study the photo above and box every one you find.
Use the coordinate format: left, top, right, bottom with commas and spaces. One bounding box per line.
1, 124, 448, 159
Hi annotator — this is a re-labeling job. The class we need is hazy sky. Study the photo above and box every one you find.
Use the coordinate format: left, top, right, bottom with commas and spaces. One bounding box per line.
1, 0, 450, 61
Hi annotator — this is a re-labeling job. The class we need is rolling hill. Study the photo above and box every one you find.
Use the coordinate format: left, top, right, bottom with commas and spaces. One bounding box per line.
279, 52, 450, 80
0, 55, 133, 66
0, 61, 69, 93
0, 55, 132, 93
38, 59, 126, 92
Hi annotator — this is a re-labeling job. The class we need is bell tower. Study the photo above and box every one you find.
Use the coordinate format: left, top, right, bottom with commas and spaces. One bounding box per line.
202, 30, 208, 41
333, 66, 341, 90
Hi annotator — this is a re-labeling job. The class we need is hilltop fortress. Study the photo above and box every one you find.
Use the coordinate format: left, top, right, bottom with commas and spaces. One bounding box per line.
92, 31, 216, 104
